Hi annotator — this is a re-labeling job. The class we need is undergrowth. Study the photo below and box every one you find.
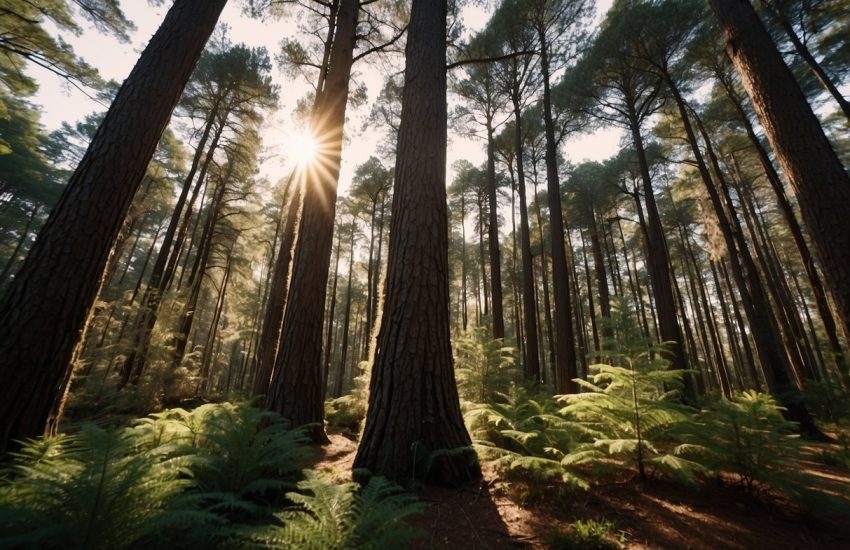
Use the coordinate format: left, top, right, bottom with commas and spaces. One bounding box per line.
0, 402, 422, 549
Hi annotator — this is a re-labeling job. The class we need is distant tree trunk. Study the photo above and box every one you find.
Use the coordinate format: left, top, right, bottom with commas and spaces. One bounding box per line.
718, 76, 848, 377
323, 230, 342, 391
171, 174, 228, 370
253, 181, 303, 397
124, 106, 227, 379
0, 0, 226, 451
334, 225, 355, 399
354, 0, 480, 485
267, 0, 360, 443
686, 105, 815, 430
532, 180, 555, 379
589, 213, 611, 335
0, 204, 38, 286
539, 30, 577, 394
486, 124, 505, 339
756, 1, 850, 122
709, 0, 850, 363
627, 112, 692, 399
511, 99, 541, 382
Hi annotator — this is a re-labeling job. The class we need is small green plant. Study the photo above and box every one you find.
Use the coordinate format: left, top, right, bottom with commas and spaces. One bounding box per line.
454, 325, 517, 402
684, 391, 810, 497
817, 432, 850, 468
325, 361, 371, 432
240, 471, 424, 549
546, 518, 624, 550
803, 379, 850, 423
466, 385, 586, 487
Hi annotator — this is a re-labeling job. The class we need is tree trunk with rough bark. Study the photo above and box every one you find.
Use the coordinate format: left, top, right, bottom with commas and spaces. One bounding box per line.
354, 0, 480, 485
709, 0, 850, 363
0, 0, 226, 451
267, 0, 360, 443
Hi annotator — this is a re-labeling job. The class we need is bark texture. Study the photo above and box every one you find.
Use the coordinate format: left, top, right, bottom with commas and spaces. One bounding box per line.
267, 0, 360, 442
709, 0, 850, 354
353, 0, 480, 485
0, 0, 226, 451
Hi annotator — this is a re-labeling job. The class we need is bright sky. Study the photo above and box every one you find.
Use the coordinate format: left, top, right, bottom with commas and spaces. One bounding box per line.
30, 0, 620, 197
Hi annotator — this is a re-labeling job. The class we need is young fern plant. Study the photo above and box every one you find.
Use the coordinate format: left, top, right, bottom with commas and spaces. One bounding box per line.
239, 471, 424, 550
684, 391, 808, 496
134, 402, 312, 516
560, 300, 701, 483
465, 385, 586, 487
454, 325, 517, 402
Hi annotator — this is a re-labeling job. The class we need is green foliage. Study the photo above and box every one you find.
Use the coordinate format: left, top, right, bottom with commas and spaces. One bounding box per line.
466, 385, 586, 487
560, 310, 701, 484
803, 379, 850, 423
239, 471, 424, 550
325, 394, 365, 431
133, 402, 311, 515
454, 325, 517, 402
0, 425, 216, 550
546, 518, 624, 550
0, 402, 315, 549
683, 391, 808, 495
325, 361, 370, 432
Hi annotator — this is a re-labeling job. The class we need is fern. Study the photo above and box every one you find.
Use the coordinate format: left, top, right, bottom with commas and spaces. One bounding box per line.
560, 302, 701, 484
0, 425, 218, 550
454, 325, 517, 402
681, 391, 811, 497
466, 385, 587, 487
240, 471, 424, 549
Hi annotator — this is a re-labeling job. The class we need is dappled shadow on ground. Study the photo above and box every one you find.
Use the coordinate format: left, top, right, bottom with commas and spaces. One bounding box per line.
306, 431, 359, 479
303, 433, 850, 549
507, 467, 850, 550
412, 478, 535, 549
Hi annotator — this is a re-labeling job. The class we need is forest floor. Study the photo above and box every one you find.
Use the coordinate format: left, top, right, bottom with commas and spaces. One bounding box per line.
310, 431, 850, 550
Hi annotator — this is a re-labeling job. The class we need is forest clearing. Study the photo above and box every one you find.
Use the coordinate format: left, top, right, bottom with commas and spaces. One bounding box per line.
1, 0, 850, 548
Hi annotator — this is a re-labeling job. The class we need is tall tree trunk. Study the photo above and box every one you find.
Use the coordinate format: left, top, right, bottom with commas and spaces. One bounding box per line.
486, 124, 505, 338
0, 0, 226, 450
709, 0, 850, 361
757, 1, 850, 122
538, 29, 577, 394
334, 225, 355, 399
627, 111, 692, 399
253, 181, 303, 397
718, 76, 847, 374
171, 175, 228, 370
511, 99, 541, 382
354, 0, 480, 485
323, 230, 342, 391
687, 104, 815, 430
267, 0, 360, 443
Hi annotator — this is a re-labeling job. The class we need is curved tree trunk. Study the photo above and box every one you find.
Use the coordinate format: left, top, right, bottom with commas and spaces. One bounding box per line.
0, 0, 226, 451
354, 0, 480, 486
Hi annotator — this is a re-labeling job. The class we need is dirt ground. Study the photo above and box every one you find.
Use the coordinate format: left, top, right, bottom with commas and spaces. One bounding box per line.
310, 432, 850, 549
